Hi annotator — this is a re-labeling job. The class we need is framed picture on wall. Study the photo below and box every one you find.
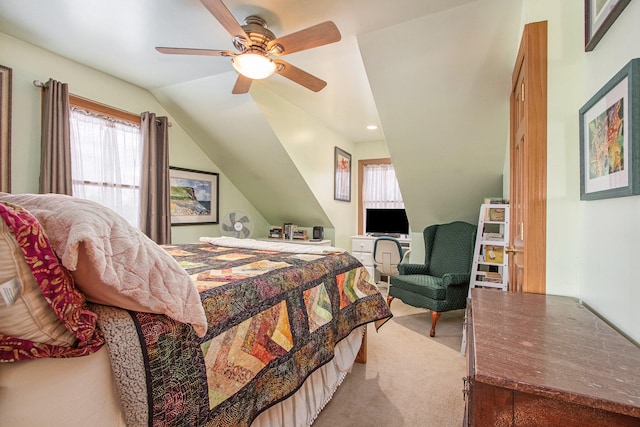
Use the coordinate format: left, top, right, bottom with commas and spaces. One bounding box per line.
584, 0, 631, 51
169, 167, 219, 225
334, 147, 351, 202
0, 64, 11, 193
579, 58, 640, 200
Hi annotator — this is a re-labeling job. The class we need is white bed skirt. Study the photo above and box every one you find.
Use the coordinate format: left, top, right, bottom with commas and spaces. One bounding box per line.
0, 326, 364, 427
254, 325, 364, 427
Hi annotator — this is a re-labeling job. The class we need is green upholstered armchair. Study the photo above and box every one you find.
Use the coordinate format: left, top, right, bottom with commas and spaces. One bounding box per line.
388, 221, 476, 337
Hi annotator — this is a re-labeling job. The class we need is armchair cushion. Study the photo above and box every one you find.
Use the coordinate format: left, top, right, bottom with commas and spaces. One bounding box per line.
392, 275, 446, 300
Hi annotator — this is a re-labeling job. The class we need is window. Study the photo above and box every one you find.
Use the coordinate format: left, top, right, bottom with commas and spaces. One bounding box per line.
357, 158, 404, 234
69, 97, 142, 226
362, 163, 404, 209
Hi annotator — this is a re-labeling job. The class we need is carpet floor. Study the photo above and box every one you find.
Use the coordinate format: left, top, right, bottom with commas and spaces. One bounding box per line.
312, 292, 467, 427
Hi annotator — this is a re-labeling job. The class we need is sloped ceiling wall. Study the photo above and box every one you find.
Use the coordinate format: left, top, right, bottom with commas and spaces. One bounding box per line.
151, 72, 332, 228
156, 0, 524, 235
359, 0, 522, 231
152, 0, 523, 236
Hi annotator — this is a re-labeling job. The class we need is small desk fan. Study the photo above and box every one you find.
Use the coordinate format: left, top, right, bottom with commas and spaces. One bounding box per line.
221, 210, 253, 238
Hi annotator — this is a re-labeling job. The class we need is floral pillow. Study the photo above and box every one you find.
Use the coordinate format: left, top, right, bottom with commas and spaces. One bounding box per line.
0, 201, 104, 362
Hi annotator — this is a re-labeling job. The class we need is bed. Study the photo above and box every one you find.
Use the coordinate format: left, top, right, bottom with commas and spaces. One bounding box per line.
0, 193, 392, 427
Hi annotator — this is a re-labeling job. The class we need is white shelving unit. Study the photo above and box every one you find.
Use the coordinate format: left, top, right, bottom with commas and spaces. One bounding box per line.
461, 203, 511, 356
470, 204, 510, 291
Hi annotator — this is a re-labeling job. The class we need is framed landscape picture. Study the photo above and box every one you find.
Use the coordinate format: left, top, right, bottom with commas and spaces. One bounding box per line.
169, 167, 219, 225
579, 58, 640, 200
334, 147, 351, 202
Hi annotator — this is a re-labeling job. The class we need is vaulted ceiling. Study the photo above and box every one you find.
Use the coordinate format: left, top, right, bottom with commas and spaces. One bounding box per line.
0, 0, 522, 230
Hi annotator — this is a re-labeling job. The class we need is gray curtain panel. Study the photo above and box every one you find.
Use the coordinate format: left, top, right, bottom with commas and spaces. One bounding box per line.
140, 112, 171, 244
40, 79, 72, 194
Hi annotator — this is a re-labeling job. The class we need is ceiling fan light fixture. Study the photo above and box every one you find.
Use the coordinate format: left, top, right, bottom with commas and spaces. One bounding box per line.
232, 53, 276, 79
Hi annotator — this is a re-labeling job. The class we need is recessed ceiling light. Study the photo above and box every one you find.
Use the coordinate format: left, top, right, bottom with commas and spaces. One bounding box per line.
366, 125, 378, 130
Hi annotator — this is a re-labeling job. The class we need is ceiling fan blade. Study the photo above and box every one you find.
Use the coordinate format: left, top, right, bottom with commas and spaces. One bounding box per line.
274, 60, 327, 92
200, 0, 251, 46
232, 74, 253, 94
156, 47, 235, 57
268, 21, 341, 56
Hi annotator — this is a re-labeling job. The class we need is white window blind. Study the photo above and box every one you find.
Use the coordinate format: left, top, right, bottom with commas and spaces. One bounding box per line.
362, 163, 404, 209
69, 108, 142, 226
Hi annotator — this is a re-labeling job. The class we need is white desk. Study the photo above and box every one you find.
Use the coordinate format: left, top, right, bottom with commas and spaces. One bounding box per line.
351, 235, 411, 280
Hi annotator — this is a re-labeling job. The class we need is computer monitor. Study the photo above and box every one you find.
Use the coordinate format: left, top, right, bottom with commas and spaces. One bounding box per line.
365, 208, 409, 236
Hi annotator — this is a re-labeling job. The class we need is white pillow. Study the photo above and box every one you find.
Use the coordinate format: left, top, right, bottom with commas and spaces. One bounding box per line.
0, 193, 207, 338
0, 204, 76, 346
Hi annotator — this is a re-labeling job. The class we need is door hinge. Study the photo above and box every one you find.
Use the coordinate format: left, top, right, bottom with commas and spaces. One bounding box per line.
462, 376, 470, 401
521, 82, 525, 102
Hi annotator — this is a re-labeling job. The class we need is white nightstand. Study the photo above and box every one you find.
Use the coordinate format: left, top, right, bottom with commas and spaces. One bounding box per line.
257, 238, 332, 246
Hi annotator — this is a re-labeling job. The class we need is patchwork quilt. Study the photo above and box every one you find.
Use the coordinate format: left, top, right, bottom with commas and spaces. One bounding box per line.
100, 241, 392, 427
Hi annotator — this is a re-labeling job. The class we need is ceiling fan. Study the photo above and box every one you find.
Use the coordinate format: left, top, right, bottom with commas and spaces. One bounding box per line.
156, 0, 341, 94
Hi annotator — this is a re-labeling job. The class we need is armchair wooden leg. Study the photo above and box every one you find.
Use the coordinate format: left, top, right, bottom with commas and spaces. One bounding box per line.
430, 311, 441, 337
386, 295, 394, 307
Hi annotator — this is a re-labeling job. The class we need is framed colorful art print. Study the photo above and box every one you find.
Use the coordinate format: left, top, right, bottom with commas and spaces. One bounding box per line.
579, 58, 640, 200
334, 147, 351, 202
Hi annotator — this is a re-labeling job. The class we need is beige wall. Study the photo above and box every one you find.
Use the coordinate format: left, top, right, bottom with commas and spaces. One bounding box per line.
578, 0, 640, 344
0, 32, 268, 244
521, 0, 640, 342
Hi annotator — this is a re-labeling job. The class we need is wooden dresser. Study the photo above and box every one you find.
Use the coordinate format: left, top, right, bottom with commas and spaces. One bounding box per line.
465, 288, 640, 426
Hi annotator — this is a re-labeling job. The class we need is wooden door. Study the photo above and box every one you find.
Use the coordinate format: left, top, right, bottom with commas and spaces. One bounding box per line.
510, 77, 526, 292
507, 21, 547, 294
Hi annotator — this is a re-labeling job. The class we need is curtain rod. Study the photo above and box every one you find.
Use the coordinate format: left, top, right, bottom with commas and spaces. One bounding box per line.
33, 80, 172, 127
